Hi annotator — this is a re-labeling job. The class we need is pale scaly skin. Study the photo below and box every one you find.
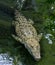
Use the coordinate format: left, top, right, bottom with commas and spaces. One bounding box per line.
12, 10, 42, 61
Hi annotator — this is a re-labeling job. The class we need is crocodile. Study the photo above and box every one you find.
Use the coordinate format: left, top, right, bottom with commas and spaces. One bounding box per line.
12, 9, 42, 61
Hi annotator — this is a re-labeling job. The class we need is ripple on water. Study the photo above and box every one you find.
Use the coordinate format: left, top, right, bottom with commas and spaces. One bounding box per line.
45, 34, 53, 44
0, 53, 13, 65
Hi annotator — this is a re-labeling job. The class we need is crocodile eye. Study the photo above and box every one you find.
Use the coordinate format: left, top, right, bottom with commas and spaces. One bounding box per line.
28, 30, 32, 34
24, 32, 28, 36
31, 46, 33, 48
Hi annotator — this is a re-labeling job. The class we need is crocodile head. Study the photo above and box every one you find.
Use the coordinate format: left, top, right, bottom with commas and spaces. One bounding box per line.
25, 38, 41, 61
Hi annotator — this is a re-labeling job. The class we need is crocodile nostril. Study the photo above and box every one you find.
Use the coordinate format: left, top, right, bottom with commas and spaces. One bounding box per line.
36, 46, 39, 50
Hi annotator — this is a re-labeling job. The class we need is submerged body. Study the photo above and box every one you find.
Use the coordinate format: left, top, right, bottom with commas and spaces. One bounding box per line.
12, 10, 42, 61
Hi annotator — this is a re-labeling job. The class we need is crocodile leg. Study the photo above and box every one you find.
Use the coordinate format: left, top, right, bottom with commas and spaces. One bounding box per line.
37, 33, 42, 42
12, 34, 22, 42
28, 19, 34, 24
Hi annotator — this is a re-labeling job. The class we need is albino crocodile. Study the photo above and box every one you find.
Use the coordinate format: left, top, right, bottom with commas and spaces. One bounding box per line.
12, 9, 42, 61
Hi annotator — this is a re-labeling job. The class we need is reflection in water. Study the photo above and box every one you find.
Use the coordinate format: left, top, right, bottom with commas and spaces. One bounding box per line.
45, 34, 53, 44
0, 53, 13, 65
18, 61, 23, 65
51, 6, 54, 10
0, 53, 24, 65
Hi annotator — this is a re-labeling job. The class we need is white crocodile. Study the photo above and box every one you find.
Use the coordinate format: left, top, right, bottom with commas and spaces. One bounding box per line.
12, 9, 42, 61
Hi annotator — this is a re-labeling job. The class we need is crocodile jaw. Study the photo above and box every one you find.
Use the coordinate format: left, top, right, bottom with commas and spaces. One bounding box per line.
24, 38, 41, 61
